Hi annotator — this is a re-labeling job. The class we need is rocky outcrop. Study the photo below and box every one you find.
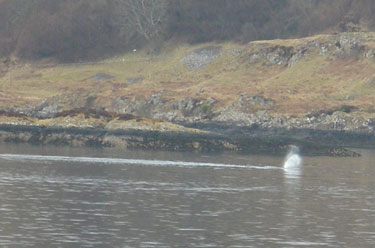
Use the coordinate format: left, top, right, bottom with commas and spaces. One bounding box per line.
213, 109, 375, 132
0, 124, 361, 156
111, 93, 217, 122
28, 93, 96, 119
10, 91, 375, 134
0, 96, 370, 156
243, 44, 296, 66
239, 32, 374, 68
181, 46, 223, 70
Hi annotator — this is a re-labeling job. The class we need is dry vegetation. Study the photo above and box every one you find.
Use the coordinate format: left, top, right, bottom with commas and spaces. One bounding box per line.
1, 32, 375, 118
0, 109, 205, 134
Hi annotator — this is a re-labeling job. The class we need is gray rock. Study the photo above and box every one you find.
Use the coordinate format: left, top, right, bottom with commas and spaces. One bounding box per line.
92, 73, 115, 81
346, 93, 356, 100
36, 103, 60, 119
365, 49, 375, 58
147, 92, 165, 107
244, 45, 295, 66
267, 46, 293, 65
178, 98, 198, 114
30, 93, 97, 119
181, 46, 222, 70
320, 46, 329, 55
288, 48, 307, 67
248, 96, 275, 106
126, 77, 143, 84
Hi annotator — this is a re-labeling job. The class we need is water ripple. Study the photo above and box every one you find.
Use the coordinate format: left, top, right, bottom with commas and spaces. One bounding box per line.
0, 154, 281, 170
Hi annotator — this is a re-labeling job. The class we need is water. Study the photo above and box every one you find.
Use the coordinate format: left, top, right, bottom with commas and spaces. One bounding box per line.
0, 144, 374, 247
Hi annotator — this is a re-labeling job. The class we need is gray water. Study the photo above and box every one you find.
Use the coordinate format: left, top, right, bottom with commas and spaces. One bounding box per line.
0, 144, 374, 247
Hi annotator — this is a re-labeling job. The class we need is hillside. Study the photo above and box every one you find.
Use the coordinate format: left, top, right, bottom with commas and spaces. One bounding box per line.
1, 32, 375, 153
1, 32, 375, 120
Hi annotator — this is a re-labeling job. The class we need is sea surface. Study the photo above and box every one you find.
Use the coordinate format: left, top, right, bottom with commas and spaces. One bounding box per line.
0, 143, 374, 247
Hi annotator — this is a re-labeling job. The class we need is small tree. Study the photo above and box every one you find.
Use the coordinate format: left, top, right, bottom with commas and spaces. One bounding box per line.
113, 0, 168, 53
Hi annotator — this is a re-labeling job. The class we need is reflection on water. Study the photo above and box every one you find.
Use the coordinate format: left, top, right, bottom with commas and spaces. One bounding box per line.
283, 145, 303, 182
283, 158, 302, 241
284, 163, 302, 187
0, 144, 374, 247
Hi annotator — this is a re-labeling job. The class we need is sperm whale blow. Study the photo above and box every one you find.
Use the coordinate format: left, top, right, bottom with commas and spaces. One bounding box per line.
284, 145, 302, 169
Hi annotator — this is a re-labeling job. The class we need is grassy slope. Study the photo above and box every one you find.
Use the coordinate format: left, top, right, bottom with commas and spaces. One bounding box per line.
2, 32, 375, 118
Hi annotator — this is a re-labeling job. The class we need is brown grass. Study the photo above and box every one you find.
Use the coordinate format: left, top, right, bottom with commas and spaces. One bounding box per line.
1, 33, 375, 116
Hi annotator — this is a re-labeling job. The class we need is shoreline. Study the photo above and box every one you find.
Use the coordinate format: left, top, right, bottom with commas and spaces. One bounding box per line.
2, 32, 375, 158
0, 123, 364, 157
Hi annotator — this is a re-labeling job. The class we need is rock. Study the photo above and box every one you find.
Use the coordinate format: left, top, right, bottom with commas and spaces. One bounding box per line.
178, 98, 197, 114
320, 46, 329, 55
345, 93, 356, 100
147, 92, 165, 107
329, 148, 361, 157
175, 97, 216, 119
248, 95, 275, 106
34, 102, 60, 119
267, 46, 294, 65
92, 73, 115, 81
206, 97, 217, 106
243, 44, 299, 66
181, 46, 222, 70
126, 77, 143, 84
365, 49, 375, 58
30, 93, 97, 119
288, 48, 307, 67
231, 94, 275, 113
112, 96, 140, 114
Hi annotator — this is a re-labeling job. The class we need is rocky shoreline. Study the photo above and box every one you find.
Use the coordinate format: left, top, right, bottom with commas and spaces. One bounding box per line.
2, 32, 375, 156
0, 121, 363, 157
0, 93, 372, 157
13, 90, 375, 133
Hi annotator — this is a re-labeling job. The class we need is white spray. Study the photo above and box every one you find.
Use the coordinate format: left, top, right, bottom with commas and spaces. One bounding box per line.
283, 145, 302, 169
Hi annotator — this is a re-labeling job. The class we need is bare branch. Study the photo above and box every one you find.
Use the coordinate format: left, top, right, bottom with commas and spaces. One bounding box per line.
113, 0, 168, 43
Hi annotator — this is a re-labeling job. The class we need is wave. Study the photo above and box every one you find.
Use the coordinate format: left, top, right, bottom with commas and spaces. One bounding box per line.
0, 154, 281, 170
